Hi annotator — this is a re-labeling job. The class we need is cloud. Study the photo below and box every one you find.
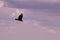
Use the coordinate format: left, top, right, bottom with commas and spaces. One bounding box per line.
2, 0, 60, 15
0, 1, 5, 7
0, 7, 60, 28
0, 4, 60, 40
0, 19, 58, 33
42, 27, 57, 33
3, 0, 60, 2
2, 0, 60, 10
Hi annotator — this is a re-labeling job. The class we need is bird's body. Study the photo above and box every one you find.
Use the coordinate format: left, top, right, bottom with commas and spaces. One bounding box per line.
15, 13, 23, 21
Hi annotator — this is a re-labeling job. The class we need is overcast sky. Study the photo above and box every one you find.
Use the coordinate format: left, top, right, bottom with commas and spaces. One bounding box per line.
0, 0, 60, 40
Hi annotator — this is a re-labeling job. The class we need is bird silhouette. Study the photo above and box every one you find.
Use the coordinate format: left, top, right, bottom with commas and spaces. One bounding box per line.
15, 13, 23, 21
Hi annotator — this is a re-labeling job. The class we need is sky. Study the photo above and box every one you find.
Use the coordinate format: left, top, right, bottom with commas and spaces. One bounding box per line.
0, 0, 60, 40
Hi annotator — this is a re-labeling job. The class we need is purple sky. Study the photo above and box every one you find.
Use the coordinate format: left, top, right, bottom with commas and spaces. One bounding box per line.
0, 0, 60, 40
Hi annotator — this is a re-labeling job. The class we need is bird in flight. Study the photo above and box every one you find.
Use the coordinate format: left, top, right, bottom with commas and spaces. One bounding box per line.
15, 13, 23, 22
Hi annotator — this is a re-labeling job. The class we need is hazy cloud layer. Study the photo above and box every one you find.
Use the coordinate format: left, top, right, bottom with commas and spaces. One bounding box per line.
0, 8, 60, 28
0, 0, 60, 40
0, 19, 60, 40
1, 0, 60, 14
3, 0, 60, 10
